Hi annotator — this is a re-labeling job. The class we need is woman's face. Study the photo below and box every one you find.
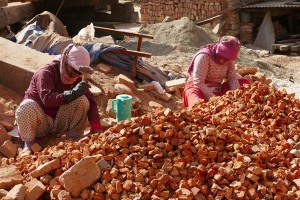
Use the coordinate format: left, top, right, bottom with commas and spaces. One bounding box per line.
65, 63, 81, 78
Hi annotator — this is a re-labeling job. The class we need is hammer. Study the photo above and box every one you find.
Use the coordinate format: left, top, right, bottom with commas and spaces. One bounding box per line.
78, 66, 93, 83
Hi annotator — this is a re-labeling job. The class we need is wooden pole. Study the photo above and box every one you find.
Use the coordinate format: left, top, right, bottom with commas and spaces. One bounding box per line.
94, 26, 154, 78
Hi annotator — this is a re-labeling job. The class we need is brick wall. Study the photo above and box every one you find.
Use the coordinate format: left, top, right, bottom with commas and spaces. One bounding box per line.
139, 0, 241, 37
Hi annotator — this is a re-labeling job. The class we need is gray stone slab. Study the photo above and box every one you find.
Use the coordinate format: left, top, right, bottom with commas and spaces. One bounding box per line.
0, 37, 54, 95
0, 2, 35, 28
0, 165, 23, 189
59, 156, 101, 198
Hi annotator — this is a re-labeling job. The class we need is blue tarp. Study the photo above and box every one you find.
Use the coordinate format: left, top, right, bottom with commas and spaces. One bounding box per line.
83, 43, 143, 72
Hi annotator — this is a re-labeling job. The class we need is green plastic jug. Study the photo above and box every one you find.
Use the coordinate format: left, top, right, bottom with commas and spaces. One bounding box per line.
111, 94, 133, 122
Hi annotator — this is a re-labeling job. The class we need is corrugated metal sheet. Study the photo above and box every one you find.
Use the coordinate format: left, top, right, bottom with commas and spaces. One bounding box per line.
244, 0, 300, 8
254, 11, 275, 51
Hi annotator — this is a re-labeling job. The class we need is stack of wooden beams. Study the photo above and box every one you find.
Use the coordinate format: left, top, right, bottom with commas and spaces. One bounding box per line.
272, 36, 300, 56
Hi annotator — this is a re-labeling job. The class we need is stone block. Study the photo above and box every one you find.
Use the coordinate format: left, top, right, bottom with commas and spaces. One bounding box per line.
150, 91, 172, 102
89, 83, 102, 96
0, 140, 17, 158
100, 118, 117, 131
0, 121, 14, 132
50, 188, 62, 200
0, 189, 8, 199
59, 156, 101, 198
3, 184, 26, 200
116, 74, 135, 90
165, 78, 187, 93
0, 165, 23, 189
24, 179, 46, 200
114, 84, 133, 95
138, 83, 155, 91
57, 190, 72, 200
97, 63, 112, 73
97, 158, 111, 169
30, 159, 61, 178
149, 101, 163, 108
104, 85, 117, 99
0, 124, 11, 146
30, 143, 41, 153
0, 38, 53, 95
106, 99, 116, 118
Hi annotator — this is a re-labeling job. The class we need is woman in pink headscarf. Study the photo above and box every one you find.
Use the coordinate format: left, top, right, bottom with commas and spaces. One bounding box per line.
182, 36, 250, 108
16, 43, 103, 152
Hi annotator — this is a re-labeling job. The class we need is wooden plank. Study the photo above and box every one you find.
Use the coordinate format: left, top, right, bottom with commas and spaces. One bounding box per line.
195, 7, 239, 26
242, 0, 261, 5
291, 45, 300, 52
212, 20, 226, 34
110, 49, 151, 58
276, 39, 300, 44
290, 52, 299, 56
279, 43, 294, 51
196, 15, 223, 26
272, 44, 281, 51
290, 34, 300, 39
136, 62, 169, 87
95, 26, 154, 78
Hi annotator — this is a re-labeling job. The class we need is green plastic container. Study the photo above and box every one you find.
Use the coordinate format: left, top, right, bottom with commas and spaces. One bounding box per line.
112, 94, 133, 122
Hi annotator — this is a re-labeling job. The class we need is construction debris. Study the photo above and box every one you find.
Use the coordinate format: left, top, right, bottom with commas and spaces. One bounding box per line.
0, 82, 299, 199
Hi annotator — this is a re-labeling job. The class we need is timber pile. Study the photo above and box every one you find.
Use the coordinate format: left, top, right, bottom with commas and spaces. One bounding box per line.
272, 35, 300, 56
0, 82, 300, 199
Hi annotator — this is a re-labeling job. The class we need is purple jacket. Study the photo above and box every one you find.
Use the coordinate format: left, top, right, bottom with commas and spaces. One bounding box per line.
24, 61, 100, 122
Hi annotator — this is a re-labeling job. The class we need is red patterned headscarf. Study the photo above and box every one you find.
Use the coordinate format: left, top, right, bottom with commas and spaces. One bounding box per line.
187, 36, 240, 74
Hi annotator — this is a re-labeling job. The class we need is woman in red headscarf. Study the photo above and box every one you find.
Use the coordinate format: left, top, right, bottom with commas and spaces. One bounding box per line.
182, 36, 250, 108
16, 44, 103, 152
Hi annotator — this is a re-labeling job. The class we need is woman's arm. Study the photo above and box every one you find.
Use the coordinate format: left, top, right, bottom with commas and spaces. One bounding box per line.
192, 54, 215, 101
227, 61, 240, 90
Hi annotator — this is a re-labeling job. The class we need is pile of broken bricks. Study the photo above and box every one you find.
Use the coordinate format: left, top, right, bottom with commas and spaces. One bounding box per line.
0, 63, 273, 159
96, 63, 188, 130
0, 81, 300, 199
97, 62, 270, 128
0, 155, 112, 200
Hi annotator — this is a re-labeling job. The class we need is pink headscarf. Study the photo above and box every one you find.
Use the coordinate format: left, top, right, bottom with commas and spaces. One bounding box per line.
216, 36, 240, 60
59, 44, 91, 84
187, 36, 240, 74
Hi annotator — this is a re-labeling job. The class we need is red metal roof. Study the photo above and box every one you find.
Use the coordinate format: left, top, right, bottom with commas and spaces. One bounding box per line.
244, 0, 300, 8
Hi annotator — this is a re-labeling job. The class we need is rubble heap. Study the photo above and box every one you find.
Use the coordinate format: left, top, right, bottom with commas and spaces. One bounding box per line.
1, 81, 300, 199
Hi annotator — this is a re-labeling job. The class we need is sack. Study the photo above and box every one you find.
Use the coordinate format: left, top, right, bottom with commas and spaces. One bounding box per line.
73, 23, 95, 44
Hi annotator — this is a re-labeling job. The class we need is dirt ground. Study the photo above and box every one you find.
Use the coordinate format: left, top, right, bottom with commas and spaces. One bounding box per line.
1, 17, 300, 137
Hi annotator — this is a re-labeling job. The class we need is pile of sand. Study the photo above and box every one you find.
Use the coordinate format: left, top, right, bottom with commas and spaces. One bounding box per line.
118, 17, 261, 73
118, 17, 300, 87
140, 17, 218, 50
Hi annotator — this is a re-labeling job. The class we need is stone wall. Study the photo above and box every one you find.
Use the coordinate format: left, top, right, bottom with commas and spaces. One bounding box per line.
139, 0, 241, 38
